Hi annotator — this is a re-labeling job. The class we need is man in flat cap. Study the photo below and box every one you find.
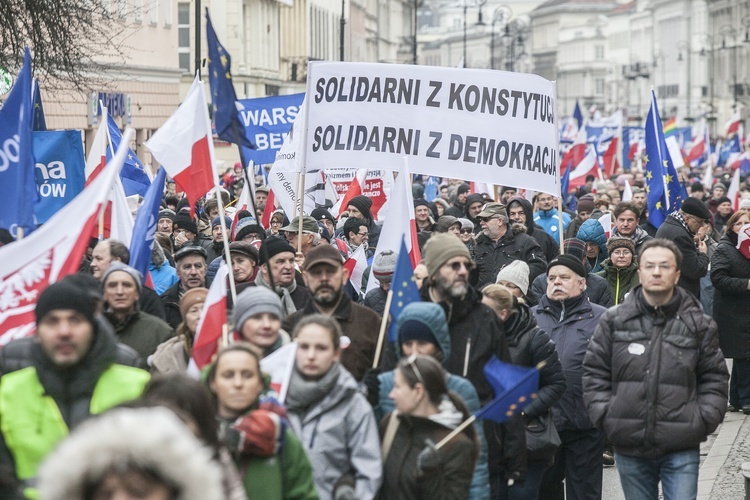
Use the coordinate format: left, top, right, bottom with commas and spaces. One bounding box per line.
654, 197, 710, 298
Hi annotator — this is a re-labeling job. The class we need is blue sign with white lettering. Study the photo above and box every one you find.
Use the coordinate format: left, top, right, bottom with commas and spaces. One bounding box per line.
33, 130, 86, 224
237, 93, 304, 165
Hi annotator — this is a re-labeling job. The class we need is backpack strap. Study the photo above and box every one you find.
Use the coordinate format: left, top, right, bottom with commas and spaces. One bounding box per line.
381, 412, 400, 460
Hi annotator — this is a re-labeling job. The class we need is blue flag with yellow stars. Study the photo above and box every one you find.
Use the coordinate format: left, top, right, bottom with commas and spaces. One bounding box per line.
475, 356, 540, 423
644, 90, 674, 228
387, 237, 422, 343
205, 9, 255, 149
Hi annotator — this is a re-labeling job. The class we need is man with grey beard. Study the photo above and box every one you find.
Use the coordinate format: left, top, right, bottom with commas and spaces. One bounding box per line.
282, 244, 381, 381
420, 233, 523, 495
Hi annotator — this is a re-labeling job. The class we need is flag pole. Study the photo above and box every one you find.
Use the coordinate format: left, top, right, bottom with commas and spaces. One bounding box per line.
297, 172, 305, 254
216, 189, 238, 305
435, 416, 476, 450
373, 289, 394, 369
557, 196, 564, 253
221, 323, 229, 347
16, 228, 24, 240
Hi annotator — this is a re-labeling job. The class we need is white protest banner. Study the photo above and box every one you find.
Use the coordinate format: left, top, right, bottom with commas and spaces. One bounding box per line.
327, 168, 393, 221
295, 62, 559, 196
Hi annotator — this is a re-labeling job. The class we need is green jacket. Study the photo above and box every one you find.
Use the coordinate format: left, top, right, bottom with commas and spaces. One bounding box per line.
596, 260, 640, 305
0, 364, 149, 499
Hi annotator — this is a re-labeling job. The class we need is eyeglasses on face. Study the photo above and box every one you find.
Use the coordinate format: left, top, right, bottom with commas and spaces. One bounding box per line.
611, 249, 632, 257
444, 260, 474, 272
405, 354, 425, 386
478, 216, 499, 222
460, 229, 473, 234
356, 232, 369, 237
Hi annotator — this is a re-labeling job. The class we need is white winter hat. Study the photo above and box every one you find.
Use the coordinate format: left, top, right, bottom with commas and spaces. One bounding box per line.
496, 260, 530, 295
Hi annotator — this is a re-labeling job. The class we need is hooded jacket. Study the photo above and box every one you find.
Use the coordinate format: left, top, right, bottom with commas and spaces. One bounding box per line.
595, 259, 640, 306
508, 197, 560, 262
576, 219, 608, 273
376, 303, 491, 500
533, 207, 571, 238
149, 243, 179, 295
583, 287, 729, 458
532, 293, 607, 432
464, 193, 485, 231
472, 224, 547, 289
286, 365, 382, 499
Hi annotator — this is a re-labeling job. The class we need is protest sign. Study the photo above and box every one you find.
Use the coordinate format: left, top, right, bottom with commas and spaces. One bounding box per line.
294, 62, 559, 196
237, 93, 304, 165
326, 168, 392, 221
33, 130, 86, 224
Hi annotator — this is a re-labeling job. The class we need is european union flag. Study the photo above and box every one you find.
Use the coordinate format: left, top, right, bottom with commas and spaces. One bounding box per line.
205, 9, 255, 149
0, 48, 38, 236
387, 237, 422, 342
644, 91, 671, 228
474, 356, 540, 423
130, 167, 166, 280
32, 78, 46, 131
106, 114, 151, 197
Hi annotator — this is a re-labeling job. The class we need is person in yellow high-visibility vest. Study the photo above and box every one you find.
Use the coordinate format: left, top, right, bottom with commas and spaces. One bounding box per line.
0, 280, 150, 500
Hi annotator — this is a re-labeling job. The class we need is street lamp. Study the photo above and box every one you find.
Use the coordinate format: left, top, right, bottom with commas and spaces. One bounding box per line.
677, 40, 692, 122
489, 6, 512, 69
502, 17, 529, 72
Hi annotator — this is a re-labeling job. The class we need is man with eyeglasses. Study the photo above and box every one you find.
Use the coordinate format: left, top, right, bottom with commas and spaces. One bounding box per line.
420, 233, 525, 494
533, 193, 571, 238
342, 217, 373, 259
472, 202, 546, 289
583, 239, 728, 500
532, 254, 608, 500
654, 197, 710, 298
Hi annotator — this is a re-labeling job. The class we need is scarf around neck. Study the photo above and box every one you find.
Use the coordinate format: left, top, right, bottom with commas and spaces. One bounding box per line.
255, 270, 298, 317
285, 362, 341, 413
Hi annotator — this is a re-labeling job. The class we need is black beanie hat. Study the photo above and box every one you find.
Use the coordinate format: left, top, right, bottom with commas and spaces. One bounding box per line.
547, 254, 587, 278
36, 281, 96, 326
414, 198, 430, 209
258, 237, 296, 265
347, 195, 373, 221
173, 212, 198, 234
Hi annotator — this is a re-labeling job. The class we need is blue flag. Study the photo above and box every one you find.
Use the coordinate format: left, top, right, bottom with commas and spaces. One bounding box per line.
387, 237, 422, 343
718, 134, 741, 167
474, 356, 540, 423
572, 100, 584, 130
130, 167, 167, 280
0, 48, 37, 237
205, 9, 255, 149
106, 114, 151, 197
424, 176, 439, 202
33, 130, 86, 224
644, 91, 671, 228
236, 93, 304, 165
32, 79, 46, 131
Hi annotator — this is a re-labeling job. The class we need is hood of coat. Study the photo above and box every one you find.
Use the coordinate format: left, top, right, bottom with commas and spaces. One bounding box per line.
395, 302, 452, 366
576, 218, 608, 256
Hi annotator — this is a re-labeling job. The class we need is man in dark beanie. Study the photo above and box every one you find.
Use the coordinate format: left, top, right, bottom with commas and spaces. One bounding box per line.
528, 238, 613, 307
363, 250, 397, 315
532, 254, 608, 500
414, 199, 435, 233
0, 281, 149, 498
655, 197, 710, 298
251, 237, 311, 318
172, 211, 199, 250
446, 183, 471, 218
346, 195, 381, 249
464, 193, 485, 230
157, 209, 175, 235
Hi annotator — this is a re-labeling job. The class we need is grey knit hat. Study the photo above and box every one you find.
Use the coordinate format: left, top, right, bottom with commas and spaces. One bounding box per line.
101, 262, 143, 293
373, 250, 397, 284
458, 218, 474, 231
233, 286, 283, 330
495, 260, 530, 295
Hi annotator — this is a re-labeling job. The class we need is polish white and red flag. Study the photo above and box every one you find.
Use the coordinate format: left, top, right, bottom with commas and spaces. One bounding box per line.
726, 110, 742, 138
260, 342, 297, 402
366, 159, 421, 293
568, 146, 600, 191
261, 189, 277, 229
600, 137, 619, 179
344, 244, 368, 293
727, 167, 741, 211
686, 119, 707, 165
560, 124, 587, 175
232, 181, 253, 239
0, 130, 133, 345
146, 76, 217, 217
331, 168, 368, 217
85, 106, 109, 183
189, 264, 228, 373
737, 223, 750, 260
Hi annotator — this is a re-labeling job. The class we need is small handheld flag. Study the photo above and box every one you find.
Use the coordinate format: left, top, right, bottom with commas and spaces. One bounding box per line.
475, 356, 541, 424
386, 237, 422, 343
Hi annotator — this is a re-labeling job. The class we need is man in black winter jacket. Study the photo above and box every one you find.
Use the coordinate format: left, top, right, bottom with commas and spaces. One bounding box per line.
582, 239, 728, 500
507, 196, 560, 263
472, 202, 546, 289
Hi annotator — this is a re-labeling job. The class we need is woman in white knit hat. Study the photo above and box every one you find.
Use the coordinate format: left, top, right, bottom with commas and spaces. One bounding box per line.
495, 259, 536, 307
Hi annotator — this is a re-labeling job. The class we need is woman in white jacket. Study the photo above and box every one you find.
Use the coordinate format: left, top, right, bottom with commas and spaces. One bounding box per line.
286, 314, 382, 500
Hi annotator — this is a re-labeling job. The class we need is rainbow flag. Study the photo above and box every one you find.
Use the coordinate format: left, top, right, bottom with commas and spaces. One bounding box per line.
663, 117, 677, 136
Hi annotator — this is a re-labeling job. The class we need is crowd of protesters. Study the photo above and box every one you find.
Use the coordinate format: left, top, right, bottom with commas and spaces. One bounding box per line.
4, 162, 750, 500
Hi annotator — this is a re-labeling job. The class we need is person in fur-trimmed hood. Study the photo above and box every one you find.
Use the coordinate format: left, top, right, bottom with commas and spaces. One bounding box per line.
37, 407, 224, 500
471, 202, 547, 289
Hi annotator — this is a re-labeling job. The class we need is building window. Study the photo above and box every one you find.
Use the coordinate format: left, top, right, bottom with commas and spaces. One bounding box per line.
164, 0, 172, 26
134, 0, 143, 22
149, 0, 159, 25
178, 2, 190, 73
595, 78, 605, 95
595, 45, 604, 60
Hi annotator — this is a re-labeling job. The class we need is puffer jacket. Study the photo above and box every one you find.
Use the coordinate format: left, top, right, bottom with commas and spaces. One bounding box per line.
576, 219, 608, 272
376, 304, 491, 500
532, 293, 607, 433
595, 260, 640, 305
286, 366, 382, 500
711, 233, 750, 358
529, 262, 614, 308
507, 197, 560, 263
533, 208, 571, 238
582, 286, 729, 458
472, 224, 547, 289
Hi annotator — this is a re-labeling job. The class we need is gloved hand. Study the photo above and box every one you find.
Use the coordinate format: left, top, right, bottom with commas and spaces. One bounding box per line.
416, 439, 441, 476
361, 368, 381, 407
231, 410, 283, 458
